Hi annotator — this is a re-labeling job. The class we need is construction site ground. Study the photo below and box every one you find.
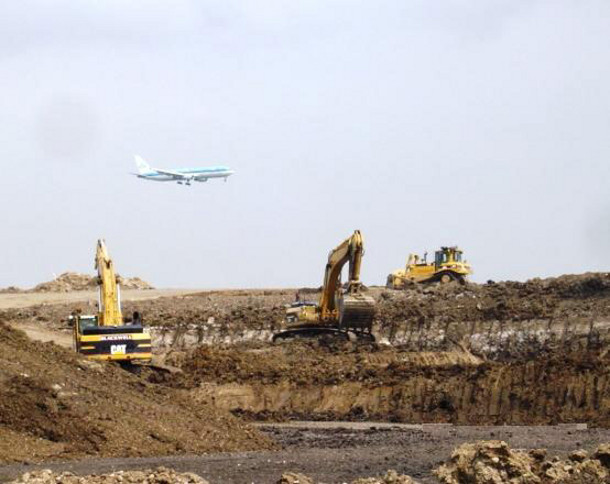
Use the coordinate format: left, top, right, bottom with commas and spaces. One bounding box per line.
1, 273, 610, 482
2, 423, 610, 483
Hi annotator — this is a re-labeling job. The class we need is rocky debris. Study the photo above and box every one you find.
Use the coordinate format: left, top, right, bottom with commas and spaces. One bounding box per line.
352, 469, 418, 483
542, 456, 608, 483
434, 440, 540, 483
434, 441, 610, 484
30, 272, 153, 292
10, 467, 208, 483
277, 470, 417, 484
276, 472, 315, 484
594, 443, 610, 467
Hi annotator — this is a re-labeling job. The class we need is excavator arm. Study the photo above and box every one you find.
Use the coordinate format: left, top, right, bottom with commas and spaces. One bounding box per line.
318, 230, 366, 319
95, 239, 123, 326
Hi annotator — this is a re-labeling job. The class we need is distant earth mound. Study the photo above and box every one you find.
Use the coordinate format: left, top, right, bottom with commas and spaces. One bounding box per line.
31, 272, 153, 292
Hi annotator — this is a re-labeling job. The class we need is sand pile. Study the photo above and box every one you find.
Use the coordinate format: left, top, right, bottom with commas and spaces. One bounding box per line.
435, 440, 610, 483
0, 321, 271, 463
30, 272, 153, 292
10, 467, 208, 483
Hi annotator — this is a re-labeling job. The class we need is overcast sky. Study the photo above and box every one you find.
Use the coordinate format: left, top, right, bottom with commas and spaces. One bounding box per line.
1, 0, 609, 288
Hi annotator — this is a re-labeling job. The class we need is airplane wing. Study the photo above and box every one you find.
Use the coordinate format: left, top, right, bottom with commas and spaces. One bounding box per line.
153, 169, 190, 180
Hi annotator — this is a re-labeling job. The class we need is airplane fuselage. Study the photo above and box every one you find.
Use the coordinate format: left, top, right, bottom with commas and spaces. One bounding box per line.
137, 166, 234, 184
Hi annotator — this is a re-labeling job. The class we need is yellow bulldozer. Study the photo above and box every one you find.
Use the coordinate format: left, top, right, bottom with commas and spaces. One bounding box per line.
70, 240, 152, 363
387, 246, 472, 288
274, 230, 376, 342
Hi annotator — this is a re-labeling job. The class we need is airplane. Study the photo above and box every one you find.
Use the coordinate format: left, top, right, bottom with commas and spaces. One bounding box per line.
133, 155, 235, 186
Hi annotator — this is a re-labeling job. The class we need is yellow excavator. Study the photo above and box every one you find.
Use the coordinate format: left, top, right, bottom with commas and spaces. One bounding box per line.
274, 230, 376, 342
71, 239, 152, 363
387, 246, 472, 288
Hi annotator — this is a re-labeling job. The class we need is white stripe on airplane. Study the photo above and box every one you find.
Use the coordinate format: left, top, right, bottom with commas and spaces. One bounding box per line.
133, 155, 235, 186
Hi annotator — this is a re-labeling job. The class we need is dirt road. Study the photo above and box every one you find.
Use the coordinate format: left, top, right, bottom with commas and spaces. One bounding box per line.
1, 423, 608, 483
0, 289, 197, 310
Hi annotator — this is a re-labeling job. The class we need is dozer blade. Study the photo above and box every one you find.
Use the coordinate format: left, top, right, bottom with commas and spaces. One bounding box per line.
339, 294, 376, 332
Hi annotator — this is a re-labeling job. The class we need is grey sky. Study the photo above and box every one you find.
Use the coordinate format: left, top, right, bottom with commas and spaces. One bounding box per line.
1, 1, 609, 288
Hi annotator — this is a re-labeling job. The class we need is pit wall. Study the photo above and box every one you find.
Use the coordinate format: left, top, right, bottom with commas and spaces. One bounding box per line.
191, 357, 610, 426
150, 317, 610, 360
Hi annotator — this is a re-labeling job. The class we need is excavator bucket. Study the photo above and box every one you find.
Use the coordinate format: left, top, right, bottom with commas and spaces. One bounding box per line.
339, 293, 376, 331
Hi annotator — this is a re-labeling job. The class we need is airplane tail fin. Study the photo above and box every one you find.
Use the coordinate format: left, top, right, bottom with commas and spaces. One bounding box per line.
134, 155, 151, 174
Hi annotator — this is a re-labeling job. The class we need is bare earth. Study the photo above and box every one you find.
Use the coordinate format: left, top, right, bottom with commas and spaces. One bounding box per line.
0, 289, 199, 310
1, 276, 610, 483
1, 423, 609, 483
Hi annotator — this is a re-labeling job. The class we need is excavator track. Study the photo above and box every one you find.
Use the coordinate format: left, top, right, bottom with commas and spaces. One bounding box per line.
272, 326, 375, 343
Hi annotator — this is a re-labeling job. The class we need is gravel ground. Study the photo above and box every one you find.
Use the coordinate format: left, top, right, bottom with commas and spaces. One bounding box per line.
2, 424, 609, 483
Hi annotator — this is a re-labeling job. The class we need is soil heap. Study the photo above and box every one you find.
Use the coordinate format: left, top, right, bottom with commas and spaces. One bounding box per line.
0, 319, 271, 463
31, 272, 153, 292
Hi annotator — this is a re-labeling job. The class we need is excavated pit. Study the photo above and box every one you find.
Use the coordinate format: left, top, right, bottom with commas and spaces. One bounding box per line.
3, 273, 610, 426
164, 342, 609, 425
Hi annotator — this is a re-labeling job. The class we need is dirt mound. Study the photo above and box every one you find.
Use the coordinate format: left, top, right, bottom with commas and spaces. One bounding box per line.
10, 467, 208, 483
0, 322, 271, 463
434, 440, 610, 483
374, 273, 610, 359
30, 272, 153, 292
380, 272, 610, 324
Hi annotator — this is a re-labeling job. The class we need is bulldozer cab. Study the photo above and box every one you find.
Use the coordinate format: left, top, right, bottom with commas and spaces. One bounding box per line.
435, 247, 462, 268
434, 250, 446, 268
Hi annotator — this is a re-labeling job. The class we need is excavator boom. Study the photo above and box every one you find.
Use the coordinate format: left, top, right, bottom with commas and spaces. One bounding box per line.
95, 240, 123, 326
